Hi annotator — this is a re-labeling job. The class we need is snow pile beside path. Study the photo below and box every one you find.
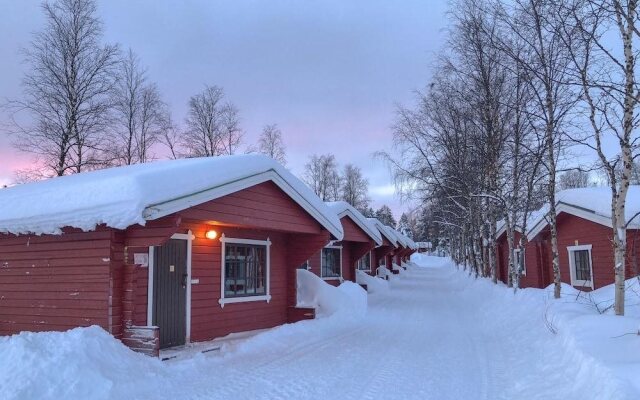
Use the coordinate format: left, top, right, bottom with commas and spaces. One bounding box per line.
376, 266, 392, 279
296, 269, 367, 318
449, 261, 640, 398
391, 263, 403, 272
544, 278, 640, 318
233, 271, 367, 357
411, 253, 450, 268
0, 326, 167, 400
356, 270, 389, 293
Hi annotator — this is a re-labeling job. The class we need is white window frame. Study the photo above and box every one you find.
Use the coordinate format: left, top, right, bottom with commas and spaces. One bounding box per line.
147, 231, 194, 344
356, 251, 373, 273
321, 243, 343, 280
219, 234, 272, 307
514, 248, 526, 276
567, 244, 594, 289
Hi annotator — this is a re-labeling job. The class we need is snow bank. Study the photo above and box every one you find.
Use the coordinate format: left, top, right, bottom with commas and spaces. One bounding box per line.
411, 253, 451, 268
296, 269, 367, 318
447, 259, 640, 398
376, 265, 392, 279
0, 154, 343, 238
355, 270, 389, 293
232, 270, 367, 357
0, 326, 167, 400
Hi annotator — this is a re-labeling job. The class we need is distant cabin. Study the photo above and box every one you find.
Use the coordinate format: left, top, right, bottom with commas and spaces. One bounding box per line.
496, 187, 640, 291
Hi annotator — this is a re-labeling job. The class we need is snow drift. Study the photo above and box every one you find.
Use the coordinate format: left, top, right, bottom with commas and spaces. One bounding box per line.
410, 253, 451, 268
0, 326, 167, 400
296, 269, 367, 318
355, 270, 389, 293
435, 256, 640, 398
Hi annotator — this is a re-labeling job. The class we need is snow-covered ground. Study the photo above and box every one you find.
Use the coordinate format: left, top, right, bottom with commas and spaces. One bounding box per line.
2, 255, 639, 400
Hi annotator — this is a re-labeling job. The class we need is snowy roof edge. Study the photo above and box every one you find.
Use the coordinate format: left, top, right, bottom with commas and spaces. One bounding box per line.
0, 155, 345, 239
324, 201, 383, 245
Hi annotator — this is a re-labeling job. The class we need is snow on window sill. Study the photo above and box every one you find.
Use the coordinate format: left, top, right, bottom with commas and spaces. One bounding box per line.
218, 295, 271, 308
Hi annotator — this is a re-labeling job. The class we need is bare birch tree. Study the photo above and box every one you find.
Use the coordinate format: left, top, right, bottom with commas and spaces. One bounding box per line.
110, 49, 169, 165
303, 154, 341, 201
183, 85, 242, 157
561, 0, 640, 314
494, 0, 579, 298
340, 164, 370, 211
258, 124, 286, 164
6, 0, 118, 177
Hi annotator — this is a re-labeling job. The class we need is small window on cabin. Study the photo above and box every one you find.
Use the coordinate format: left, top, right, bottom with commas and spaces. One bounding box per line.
321, 247, 341, 278
298, 260, 310, 270
515, 249, 526, 276
357, 252, 371, 271
573, 250, 591, 281
567, 245, 594, 288
379, 257, 386, 267
224, 243, 267, 298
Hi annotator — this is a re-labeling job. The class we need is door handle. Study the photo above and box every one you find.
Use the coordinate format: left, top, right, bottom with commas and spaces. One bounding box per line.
182, 273, 188, 289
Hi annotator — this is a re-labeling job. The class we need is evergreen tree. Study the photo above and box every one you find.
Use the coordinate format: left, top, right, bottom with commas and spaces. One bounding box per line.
375, 205, 396, 227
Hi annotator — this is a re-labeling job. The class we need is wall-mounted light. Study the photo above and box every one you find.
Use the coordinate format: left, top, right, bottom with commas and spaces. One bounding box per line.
205, 229, 218, 240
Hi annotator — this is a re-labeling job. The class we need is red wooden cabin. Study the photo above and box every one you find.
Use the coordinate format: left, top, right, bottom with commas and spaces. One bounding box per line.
496, 187, 640, 291
303, 202, 382, 285
0, 155, 344, 356
495, 227, 545, 288
367, 219, 401, 276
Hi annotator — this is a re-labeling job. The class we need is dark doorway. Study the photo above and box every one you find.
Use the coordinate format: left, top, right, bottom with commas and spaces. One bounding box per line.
153, 238, 188, 349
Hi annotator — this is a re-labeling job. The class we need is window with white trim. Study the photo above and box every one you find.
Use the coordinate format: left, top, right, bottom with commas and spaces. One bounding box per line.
357, 252, 372, 271
321, 246, 342, 278
567, 245, 594, 288
219, 236, 271, 306
515, 248, 526, 276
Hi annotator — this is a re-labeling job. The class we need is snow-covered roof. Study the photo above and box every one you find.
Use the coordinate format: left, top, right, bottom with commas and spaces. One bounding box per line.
393, 230, 415, 249
0, 155, 345, 238
368, 218, 399, 247
496, 208, 548, 238
324, 201, 383, 245
528, 186, 640, 238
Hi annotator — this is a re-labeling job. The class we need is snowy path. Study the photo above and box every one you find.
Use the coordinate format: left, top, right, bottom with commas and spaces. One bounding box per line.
130, 260, 632, 400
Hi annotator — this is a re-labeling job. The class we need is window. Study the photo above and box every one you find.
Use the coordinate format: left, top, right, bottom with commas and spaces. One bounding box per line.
357, 252, 372, 272
514, 249, 526, 276
298, 260, 310, 270
379, 256, 386, 267
219, 236, 271, 307
321, 246, 342, 279
567, 245, 594, 289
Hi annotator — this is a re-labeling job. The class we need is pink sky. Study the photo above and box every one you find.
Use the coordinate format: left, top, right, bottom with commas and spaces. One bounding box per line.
0, 0, 448, 216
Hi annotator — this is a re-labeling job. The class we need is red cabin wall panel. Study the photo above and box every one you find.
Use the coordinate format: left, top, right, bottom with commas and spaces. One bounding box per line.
0, 230, 113, 336
341, 217, 370, 243
179, 181, 324, 235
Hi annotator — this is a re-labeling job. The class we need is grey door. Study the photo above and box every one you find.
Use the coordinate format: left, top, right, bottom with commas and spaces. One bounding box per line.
153, 239, 187, 349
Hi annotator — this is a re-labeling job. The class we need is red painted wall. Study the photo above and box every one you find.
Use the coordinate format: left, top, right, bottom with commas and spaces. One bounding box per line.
0, 229, 114, 336
553, 213, 636, 290
529, 213, 640, 290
